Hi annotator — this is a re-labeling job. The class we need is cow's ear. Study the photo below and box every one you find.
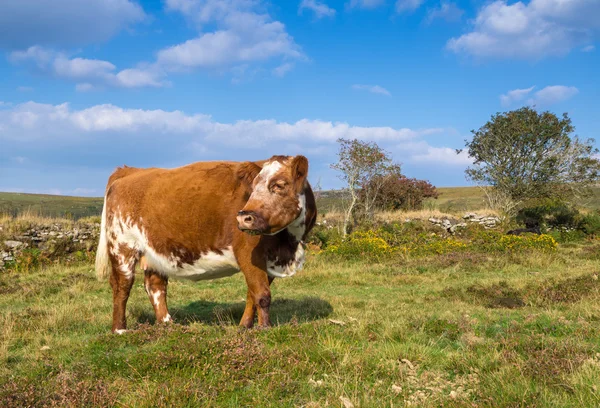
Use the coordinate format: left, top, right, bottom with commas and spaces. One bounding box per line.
237, 161, 262, 188
291, 155, 308, 192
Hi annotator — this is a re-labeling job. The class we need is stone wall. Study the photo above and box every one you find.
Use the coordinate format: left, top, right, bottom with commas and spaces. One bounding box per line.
428, 213, 501, 234
0, 222, 100, 271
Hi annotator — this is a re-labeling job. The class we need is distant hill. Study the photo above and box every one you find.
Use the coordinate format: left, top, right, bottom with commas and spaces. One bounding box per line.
1, 185, 598, 219
315, 186, 600, 214
0, 192, 103, 220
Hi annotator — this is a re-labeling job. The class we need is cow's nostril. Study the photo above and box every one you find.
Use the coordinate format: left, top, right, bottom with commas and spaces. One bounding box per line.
244, 215, 254, 223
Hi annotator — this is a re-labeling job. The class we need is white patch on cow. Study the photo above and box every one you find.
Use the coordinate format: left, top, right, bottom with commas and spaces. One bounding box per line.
115, 329, 127, 335
161, 248, 240, 281
152, 290, 162, 307
267, 243, 305, 278
163, 314, 172, 323
286, 192, 306, 241
255, 160, 283, 192
107, 211, 240, 282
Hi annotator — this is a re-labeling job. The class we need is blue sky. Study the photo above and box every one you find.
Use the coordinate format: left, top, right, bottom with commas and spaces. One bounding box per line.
1, 0, 598, 196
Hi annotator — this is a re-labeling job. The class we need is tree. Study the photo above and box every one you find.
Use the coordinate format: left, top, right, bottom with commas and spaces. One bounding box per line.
460, 107, 600, 213
331, 138, 400, 235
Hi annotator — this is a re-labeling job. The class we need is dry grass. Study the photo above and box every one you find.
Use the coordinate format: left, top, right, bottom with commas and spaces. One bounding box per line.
318, 208, 501, 226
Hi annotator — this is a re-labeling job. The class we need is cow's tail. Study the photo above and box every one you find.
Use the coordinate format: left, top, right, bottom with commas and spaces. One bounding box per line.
95, 195, 110, 281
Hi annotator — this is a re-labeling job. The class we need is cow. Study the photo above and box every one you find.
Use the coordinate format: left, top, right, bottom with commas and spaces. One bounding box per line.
95, 155, 317, 333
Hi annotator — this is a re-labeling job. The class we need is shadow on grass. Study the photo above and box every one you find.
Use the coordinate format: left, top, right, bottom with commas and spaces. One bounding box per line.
135, 296, 333, 326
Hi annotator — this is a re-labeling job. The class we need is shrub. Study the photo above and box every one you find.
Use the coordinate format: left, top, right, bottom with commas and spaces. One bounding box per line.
306, 225, 342, 249
472, 230, 558, 253
517, 200, 581, 230
578, 212, 600, 237
363, 176, 438, 211
321, 226, 557, 261
323, 230, 394, 261
11, 249, 52, 273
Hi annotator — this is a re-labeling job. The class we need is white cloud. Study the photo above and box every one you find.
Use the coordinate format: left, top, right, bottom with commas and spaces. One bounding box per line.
582, 45, 595, 52
53, 57, 116, 80
160, 0, 303, 74
447, 0, 600, 59
0, 101, 468, 191
529, 85, 578, 106
411, 146, 473, 166
500, 86, 535, 107
347, 0, 386, 10
273, 62, 295, 77
0, 0, 145, 50
0, 101, 448, 146
17, 86, 34, 92
299, 0, 336, 18
395, 0, 425, 13
352, 84, 392, 96
10, 46, 165, 89
115, 68, 165, 88
426, 2, 464, 23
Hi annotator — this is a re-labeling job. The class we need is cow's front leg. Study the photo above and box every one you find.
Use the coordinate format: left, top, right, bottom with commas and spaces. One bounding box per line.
240, 269, 273, 328
240, 289, 257, 328
144, 269, 171, 324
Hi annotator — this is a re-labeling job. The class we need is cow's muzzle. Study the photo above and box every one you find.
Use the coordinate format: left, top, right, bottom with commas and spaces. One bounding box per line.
237, 210, 268, 235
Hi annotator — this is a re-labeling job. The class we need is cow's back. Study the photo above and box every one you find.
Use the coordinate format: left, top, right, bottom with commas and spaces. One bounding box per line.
105, 161, 249, 265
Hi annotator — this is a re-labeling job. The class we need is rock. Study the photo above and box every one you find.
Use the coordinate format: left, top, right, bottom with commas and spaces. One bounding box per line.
4, 240, 24, 249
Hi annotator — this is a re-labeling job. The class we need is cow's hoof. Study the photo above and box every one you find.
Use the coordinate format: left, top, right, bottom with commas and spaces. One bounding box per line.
113, 329, 127, 335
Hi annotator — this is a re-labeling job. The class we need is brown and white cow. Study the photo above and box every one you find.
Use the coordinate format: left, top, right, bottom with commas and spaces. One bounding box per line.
95, 155, 316, 333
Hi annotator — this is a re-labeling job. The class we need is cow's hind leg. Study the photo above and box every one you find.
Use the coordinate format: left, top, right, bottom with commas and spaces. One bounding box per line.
144, 269, 171, 324
109, 246, 137, 333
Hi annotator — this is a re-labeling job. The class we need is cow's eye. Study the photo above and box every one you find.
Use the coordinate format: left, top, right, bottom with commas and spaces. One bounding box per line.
270, 181, 287, 193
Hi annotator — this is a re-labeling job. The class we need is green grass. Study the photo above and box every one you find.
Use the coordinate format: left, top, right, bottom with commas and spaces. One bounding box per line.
2, 243, 600, 407
0, 192, 103, 219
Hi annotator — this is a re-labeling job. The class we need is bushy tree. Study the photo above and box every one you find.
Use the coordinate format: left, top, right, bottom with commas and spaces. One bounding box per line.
331, 138, 400, 235
365, 175, 438, 211
460, 107, 600, 213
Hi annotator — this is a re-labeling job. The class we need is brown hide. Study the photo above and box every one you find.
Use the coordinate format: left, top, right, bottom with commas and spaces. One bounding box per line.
98, 157, 316, 332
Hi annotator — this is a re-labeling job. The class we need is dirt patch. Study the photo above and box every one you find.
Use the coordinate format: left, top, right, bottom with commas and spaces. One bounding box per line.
530, 274, 600, 305
0, 369, 119, 407
443, 281, 526, 309
501, 335, 592, 385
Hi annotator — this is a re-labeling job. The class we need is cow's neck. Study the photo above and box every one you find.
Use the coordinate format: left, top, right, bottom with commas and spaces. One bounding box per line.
285, 192, 307, 243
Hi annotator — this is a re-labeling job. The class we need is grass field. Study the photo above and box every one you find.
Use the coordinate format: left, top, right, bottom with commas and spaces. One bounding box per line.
2, 242, 600, 407
2, 185, 598, 220
0, 192, 104, 219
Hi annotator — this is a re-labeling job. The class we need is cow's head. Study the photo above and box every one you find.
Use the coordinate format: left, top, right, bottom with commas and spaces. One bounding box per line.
236, 155, 308, 235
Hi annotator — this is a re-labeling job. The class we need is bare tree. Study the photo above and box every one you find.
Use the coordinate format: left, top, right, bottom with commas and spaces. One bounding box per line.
331, 138, 400, 235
